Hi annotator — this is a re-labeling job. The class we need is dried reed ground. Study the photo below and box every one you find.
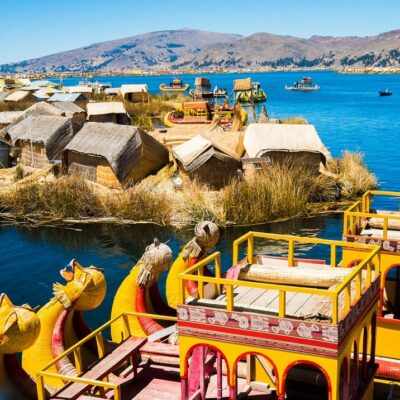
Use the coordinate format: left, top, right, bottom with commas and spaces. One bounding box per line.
0, 152, 376, 225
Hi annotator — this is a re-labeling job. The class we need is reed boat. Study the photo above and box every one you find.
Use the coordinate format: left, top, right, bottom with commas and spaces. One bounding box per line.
159, 77, 190, 92
234, 79, 267, 103
285, 77, 320, 91
163, 101, 247, 128
33, 225, 398, 399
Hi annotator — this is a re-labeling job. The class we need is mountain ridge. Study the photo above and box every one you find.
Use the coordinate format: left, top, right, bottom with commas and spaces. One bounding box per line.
2, 28, 400, 73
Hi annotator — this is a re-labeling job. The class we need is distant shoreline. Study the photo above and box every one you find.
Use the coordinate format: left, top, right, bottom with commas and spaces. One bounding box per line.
4, 67, 400, 79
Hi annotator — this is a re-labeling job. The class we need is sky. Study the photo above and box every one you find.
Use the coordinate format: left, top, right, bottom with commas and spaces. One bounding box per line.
1, 0, 400, 64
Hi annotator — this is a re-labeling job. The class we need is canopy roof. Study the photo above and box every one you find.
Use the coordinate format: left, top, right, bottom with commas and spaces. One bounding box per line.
243, 123, 330, 163
86, 102, 126, 117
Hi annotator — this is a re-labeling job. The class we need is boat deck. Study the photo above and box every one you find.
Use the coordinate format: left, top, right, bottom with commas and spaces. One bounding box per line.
194, 285, 333, 321
360, 227, 400, 239
188, 255, 362, 322
81, 363, 273, 400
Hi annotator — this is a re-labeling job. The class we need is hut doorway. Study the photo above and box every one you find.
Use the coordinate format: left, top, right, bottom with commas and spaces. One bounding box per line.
283, 362, 329, 400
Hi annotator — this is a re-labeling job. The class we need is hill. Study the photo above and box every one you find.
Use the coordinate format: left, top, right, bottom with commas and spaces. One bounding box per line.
2, 28, 400, 73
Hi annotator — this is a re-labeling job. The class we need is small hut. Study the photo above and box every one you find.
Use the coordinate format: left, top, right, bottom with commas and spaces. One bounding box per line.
3, 116, 74, 168
104, 87, 121, 97
63, 122, 169, 188
0, 111, 25, 128
120, 84, 149, 103
48, 92, 88, 108
4, 90, 36, 104
86, 102, 129, 124
243, 123, 330, 174
172, 133, 243, 189
64, 85, 93, 99
52, 101, 86, 123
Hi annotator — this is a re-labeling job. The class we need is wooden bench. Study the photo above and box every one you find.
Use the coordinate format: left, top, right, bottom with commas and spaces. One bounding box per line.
51, 337, 146, 399
140, 342, 180, 366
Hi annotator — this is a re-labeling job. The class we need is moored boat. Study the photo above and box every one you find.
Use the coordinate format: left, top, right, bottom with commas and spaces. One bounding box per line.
234, 78, 267, 103
285, 77, 320, 91
213, 85, 228, 98
163, 100, 247, 128
159, 77, 190, 92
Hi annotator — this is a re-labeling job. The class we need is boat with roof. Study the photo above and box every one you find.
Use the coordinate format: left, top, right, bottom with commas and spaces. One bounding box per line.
159, 77, 190, 92
285, 77, 320, 91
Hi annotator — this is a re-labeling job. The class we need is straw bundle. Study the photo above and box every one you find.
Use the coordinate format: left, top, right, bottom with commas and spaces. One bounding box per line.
96, 164, 121, 188
239, 264, 352, 288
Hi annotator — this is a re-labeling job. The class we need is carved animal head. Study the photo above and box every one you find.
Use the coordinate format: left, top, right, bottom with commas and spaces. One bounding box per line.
54, 259, 106, 311
0, 294, 40, 354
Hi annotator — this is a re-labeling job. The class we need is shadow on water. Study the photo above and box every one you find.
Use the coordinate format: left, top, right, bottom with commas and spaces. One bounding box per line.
0, 214, 342, 327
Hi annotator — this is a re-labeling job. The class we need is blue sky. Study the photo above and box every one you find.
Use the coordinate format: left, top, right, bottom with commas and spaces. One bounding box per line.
1, 0, 399, 64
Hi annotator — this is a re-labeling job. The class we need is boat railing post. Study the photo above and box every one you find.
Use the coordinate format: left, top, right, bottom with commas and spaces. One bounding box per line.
198, 267, 204, 299
122, 313, 131, 339
330, 244, 337, 267
73, 347, 83, 375
215, 253, 222, 295
226, 285, 234, 311
288, 240, 294, 267
36, 373, 46, 400
278, 290, 286, 318
95, 332, 105, 358
383, 217, 388, 240
247, 233, 254, 264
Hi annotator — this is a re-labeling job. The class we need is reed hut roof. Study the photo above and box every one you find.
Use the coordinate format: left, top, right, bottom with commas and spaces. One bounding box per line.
0, 111, 24, 125
86, 102, 126, 117
64, 122, 167, 180
243, 123, 330, 164
52, 101, 85, 115
120, 84, 148, 96
173, 135, 213, 173
48, 93, 87, 102
5, 116, 74, 160
0, 92, 9, 101
64, 85, 93, 94
201, 130, 244, 161
234, 78, 253, 91
5, 90, 34, 102
104, 87, 120, 95
24, 102, 64, 117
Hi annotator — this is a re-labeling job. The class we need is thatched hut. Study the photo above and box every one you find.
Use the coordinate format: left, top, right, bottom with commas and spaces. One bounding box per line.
86, 102, 129, 124
243, 123, 330, 174
4, 90, 36, 104
3, 116, 74, 168
0, 111, 25, 128
52, 101, 86, 123
63, 122, 169, 188
64, 85, 93, 99
120, 84, 149, 103
172, 132, 243, 189
48, 92, 88, 108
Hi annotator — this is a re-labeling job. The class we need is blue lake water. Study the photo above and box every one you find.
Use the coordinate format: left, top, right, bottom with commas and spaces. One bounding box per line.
2, 71, 400, 327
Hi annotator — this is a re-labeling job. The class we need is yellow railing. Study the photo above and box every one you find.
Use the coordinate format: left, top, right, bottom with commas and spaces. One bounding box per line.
36, 311, 177, 400
344, 191, 400, 239
178, 233, 380, 325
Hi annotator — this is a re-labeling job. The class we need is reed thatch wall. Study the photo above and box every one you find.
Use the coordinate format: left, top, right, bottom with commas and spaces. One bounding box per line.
20, 141, 50, 168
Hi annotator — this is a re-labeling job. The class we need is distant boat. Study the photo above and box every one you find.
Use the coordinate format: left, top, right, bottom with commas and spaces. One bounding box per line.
285, 77, 320, 91
379, 89, 392, 96
159, 77, 190, 92
213, 85, 227, 98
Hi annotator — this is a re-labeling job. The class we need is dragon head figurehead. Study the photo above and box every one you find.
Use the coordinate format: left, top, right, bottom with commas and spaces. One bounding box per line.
0, 294, 40, 354
54, 259, 106, 311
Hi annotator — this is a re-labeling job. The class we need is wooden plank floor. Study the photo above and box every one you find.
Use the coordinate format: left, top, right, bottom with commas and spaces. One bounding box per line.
197, 285, 331, 320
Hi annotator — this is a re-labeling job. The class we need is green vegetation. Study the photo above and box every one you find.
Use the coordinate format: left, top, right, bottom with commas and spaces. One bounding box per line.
0, 152, 376, 227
